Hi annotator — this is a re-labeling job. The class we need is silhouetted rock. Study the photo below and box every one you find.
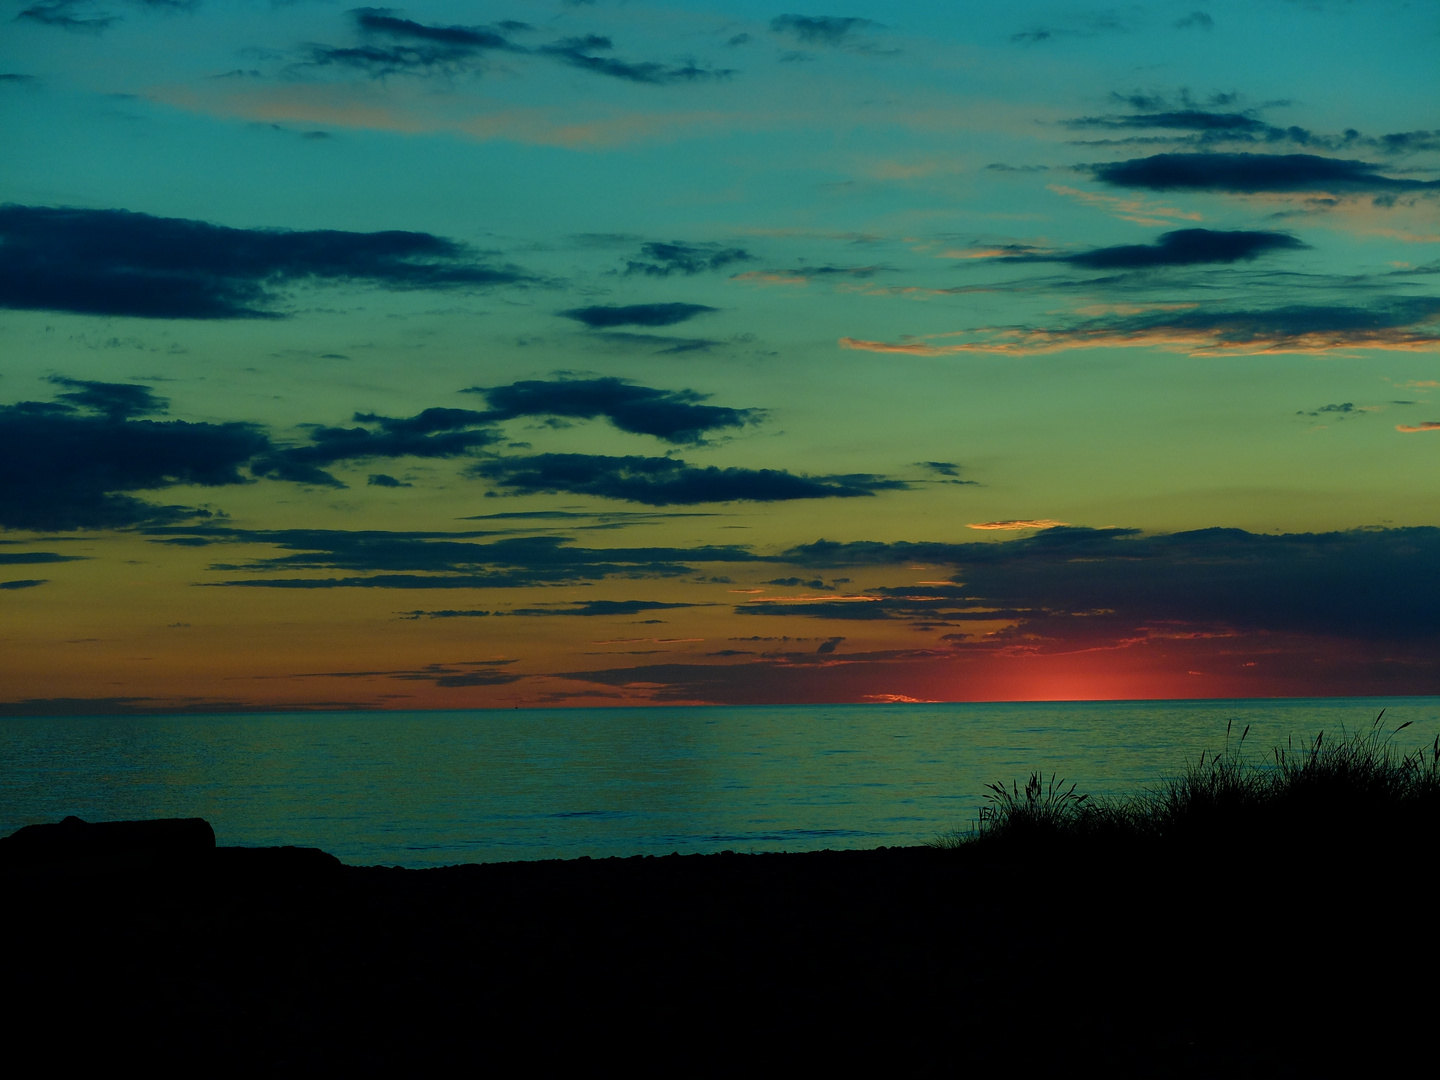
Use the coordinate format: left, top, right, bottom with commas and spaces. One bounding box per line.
0, 815, 214, 869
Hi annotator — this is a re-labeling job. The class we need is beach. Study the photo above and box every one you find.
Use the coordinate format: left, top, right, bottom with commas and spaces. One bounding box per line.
6, 824, 1430, 1074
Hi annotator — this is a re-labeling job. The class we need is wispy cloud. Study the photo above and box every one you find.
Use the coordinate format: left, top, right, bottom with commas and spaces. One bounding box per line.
175, 528, 765, 589
622, 240, 753, 277
770, 15, 883, 47
301, 9, 734, 86
1047, 184, 1203, 227
1065, 101, 1440, 155
968, 519, 1068, 531
469, 454, 909, 505
840, 297, 1440, 357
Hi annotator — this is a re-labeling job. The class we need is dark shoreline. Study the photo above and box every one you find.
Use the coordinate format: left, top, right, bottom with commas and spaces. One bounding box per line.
6, 819, 1434, 1075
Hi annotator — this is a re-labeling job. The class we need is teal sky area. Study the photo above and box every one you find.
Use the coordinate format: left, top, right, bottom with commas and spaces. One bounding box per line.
2, 0, 1439, 712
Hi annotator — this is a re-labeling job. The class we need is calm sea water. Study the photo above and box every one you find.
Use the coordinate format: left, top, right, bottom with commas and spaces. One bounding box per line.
3, 698, 1436, 867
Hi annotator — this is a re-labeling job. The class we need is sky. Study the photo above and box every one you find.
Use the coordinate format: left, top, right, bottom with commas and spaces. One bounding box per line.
2, 0, 1439, 713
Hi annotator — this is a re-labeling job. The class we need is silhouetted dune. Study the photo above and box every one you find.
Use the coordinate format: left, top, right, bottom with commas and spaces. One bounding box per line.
6, 720, 1437, 1073
3, 816, 1433, 1074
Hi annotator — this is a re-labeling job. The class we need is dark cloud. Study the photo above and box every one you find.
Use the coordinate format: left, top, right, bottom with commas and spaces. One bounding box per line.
507, 600, 701, 617
915, 459, 977, 486
538, 36, 733, 85
354, 9, 513, 50
1010, 14, 1124, 44
1001, 228, 1305, 269
422, 667, 522, 688
1174, 11, 1213, 29
0, 205, 535, 319
1068, 110, 1269, 135
0, 551, 85, 565
1372, 131, 1440, 155
778, 526, 1440, 641
1, 380, 516, 527
162, 527, 762, 589
46, 376, 168, 420
0, 696, 159, 716
575, 330, 721, 354
560, 303, 717, 328
367, 473, 411, 487
558, 646, 938, 705
216, 574, 533, 590
0, 74, 38, 82
398, 609, 492, 619
736, 264, 887, 282
307, 8, 520, 76
1089, 153, 1440, 194
769, 15, 881, 45
1068, 103, 1440, 155
793, 264, 885, 277
623, 241, 754, 277
17, 1, 117, 32
1298, 403, 1356, 418
233, 377, 770, 489
735, 584, 1013, 624
462, 377, 759, 444
557, 528, 1440, 700
253, 408, 503, 487
763, 577, 835, 590
469, 453, 909, 505
303, 44, 478, 77
459, 509, 714, 524
1109, 91, 1186, 111
299, 658, 522, 688
0, 392, 269, 530
317, 10, 731, 84
0, 692, 368, 716
0, 579, 47, 590
353, 408, 495, 436
917, 461, 962, 477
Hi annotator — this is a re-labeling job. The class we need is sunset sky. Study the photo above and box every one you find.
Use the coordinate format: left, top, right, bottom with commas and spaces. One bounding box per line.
3, 0, 1440, 713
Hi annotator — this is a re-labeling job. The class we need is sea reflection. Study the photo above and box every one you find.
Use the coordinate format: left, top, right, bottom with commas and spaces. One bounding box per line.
3, 698, 1437, 866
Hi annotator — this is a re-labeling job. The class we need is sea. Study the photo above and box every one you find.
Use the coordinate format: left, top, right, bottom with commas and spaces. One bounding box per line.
3, 697, 1436, 867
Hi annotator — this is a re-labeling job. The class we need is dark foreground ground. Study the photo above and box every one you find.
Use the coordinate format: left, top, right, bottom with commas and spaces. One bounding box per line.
4, 820, 1435, 1075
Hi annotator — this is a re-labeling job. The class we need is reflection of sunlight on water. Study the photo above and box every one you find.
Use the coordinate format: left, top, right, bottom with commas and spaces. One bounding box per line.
4, 697, 1438, 867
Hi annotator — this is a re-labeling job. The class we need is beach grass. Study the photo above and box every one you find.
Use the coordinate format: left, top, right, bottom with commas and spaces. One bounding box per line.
934, 710, 1440, 852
